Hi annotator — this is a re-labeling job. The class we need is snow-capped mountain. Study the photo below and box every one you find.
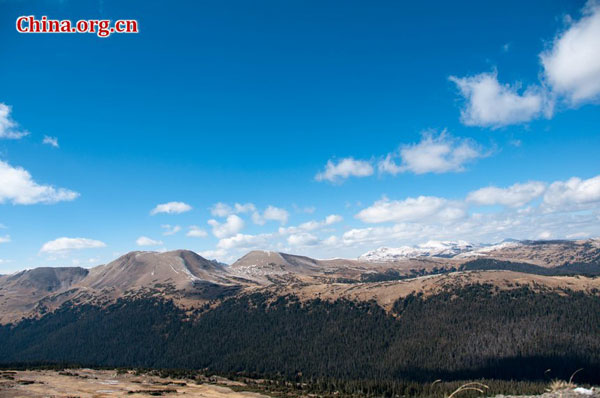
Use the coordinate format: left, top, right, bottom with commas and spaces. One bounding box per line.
359, 240, 479, 262
455, 240, 523, 258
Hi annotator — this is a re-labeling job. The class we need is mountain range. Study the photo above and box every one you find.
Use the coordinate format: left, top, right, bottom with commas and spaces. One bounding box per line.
2, 237, 600, 389
1, 238, 600, 324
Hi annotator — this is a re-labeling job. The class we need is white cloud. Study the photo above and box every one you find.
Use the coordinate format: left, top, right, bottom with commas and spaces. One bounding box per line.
287, 232, 319, 246
342, 174, 600, 252
42, 136, 59, 148
41, 237, 106, 253
449, 72, 545, 128
315, 157, 374, 183
208, 214, 245, 238
0, 103, 29, 139
198, 248, 227, 260
356, 196, 466, 224
136, 236, 163, 246
210, 202, 256, 217
377, 154, 403, 175
234, 203, 256, 213
323, 235, 339, 246
280, 214, 343, 235
216, 233, 270, 250
161, 224, 181, 236
379, 131, 485, 175
0, 235, 10, 244
178, 174, 600, 260
0, 160, 79, 205
211, 202, 232, 217
467, 181, 546, 208
186, 225, 208, 238
449, 2, 600, 128
150, 201, 192, 215
325, 214, 343, 225
541, 2, 600, 104
339, 209, 594, 252
341, 227, 380, 246
543, 175, 600, 211
252, 205, 289, 225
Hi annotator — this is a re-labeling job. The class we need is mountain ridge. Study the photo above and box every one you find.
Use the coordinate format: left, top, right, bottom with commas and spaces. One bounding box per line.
1, 238, 600, 324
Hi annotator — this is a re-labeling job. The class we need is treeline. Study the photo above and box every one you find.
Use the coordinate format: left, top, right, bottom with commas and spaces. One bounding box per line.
359, 257, 600, 283
1, 285, 600, 395
360, 266, 456, 282
461, 258, 600, 276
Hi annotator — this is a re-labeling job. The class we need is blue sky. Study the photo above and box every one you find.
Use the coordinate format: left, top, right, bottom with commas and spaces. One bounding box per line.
1, 0, 599, 272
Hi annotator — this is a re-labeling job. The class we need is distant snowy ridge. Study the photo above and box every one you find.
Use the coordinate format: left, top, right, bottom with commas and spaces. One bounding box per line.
454, 241, 523, 258
359, 240, 482, 262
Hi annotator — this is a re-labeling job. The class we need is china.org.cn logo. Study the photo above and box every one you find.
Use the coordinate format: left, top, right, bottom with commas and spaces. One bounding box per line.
16, 15, 138, 38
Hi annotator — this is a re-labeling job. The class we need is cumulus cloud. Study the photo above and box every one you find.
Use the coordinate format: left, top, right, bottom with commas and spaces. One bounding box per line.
450, 2, 600, 127
42, 136, 59, 148
356, 196, 466, 224
287, 232, 319, 246
325, 214, 343, 225
252, 205, 289, 225
279, 214, 343, 234
377, 155, 403, 175
136, 236, 163, 246
150, 201, 192, 215
40, 237, 106, 253
467, 181, 546, 208
198, 249, 227, 260
449, 72, 545, 128
543, 175, 600, 211
210, 202, 256, 217
216, 233, 270, 250
208, 214, 245, 238
315, 157, 374, 183
187, 174, 600, 260
0, 103, 29, 139
210, 202, 232, 217
161, 224, 181, 236
0, 235, 10, 244
341, 174, 600, 252
186, 225, 208, 238
541, 2, 600, 104
340, 209, 597, 252
318, 133, 486, 182
0, 160, 79, 205
234, 203, 257, 214
379, 131, 485, 175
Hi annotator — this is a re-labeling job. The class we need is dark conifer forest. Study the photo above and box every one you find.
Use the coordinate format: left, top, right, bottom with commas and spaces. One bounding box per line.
1, 285, 599, 393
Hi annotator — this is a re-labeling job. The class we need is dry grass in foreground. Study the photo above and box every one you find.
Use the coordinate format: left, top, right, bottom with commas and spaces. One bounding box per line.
0, 369, 269, 398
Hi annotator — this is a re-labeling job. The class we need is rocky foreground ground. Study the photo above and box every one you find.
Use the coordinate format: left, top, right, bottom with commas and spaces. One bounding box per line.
0, 369, 599, 398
